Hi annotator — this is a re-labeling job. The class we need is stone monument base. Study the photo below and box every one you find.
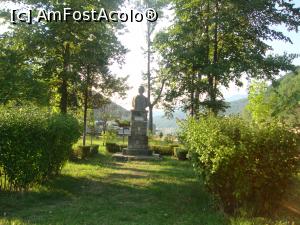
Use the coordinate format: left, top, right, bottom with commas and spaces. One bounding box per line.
112, 151, 161, 162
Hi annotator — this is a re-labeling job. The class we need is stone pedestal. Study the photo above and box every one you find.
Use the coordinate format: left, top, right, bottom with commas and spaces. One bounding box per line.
122, 110, 151, 156
112, 86, 161, 161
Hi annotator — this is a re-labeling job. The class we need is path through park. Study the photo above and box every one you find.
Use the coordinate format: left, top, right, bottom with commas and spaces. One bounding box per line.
0, 154, 225, 225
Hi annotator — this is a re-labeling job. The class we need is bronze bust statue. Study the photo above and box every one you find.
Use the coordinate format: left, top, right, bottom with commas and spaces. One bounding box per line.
132, 86, 149, 111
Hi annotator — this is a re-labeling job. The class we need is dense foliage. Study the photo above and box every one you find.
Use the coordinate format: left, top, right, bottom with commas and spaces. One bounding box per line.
0, 1, 129, 149
180, 116, 299, 214
155, 0, 299, 115
246, 68, 300, 127
270, 68, 300, 126
0, 106, 80, 189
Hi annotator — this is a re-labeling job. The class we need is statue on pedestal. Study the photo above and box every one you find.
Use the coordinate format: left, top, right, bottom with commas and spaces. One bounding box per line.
132, 86, 149, 111
112, 85, 161, 160
122, 85, 151, 156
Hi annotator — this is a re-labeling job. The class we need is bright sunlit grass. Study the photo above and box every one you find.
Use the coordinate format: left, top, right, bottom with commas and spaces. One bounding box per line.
0, 145, 299, 225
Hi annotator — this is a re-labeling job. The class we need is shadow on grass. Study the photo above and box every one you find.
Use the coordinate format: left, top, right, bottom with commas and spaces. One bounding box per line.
0, 170, 226, 225
71, 152, 195, 180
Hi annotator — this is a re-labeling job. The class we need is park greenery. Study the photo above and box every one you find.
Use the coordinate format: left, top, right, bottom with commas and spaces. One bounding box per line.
0, 0, 300, 224
0, 105, 80, 190
245, 68, 300, 127
154, 0, 299, 115
180, 116, 299, 214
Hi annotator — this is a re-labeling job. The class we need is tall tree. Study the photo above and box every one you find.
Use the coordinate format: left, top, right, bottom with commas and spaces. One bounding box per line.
0, 33, 49, 105
155, 0, 300, 116
0, 0, 126, 115
246, 81, 274, 124
134, 0, 169, 132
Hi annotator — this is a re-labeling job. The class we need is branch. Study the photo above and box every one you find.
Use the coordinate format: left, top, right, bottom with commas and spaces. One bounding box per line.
150, 79, 166, 108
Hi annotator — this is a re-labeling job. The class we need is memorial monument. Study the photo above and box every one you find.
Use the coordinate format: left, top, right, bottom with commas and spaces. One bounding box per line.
123, 85, 151, 156
113, 86, 160, 161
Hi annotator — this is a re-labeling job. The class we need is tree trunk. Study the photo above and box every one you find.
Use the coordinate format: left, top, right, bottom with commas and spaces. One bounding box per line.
149, 104, 153, 133
212, 0, 219, 115
193, 72, 202, 116
83, 66, 90, 146
190, 74, 195, 117
59, 43, 70, 114
146, 21, 153, 133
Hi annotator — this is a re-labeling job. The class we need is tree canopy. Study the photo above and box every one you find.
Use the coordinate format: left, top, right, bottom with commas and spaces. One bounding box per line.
0, 0, 128, 114
155, 0, 300, 116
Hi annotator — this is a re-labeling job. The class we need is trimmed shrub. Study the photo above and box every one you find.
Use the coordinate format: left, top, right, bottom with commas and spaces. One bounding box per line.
174, 147, 188, 160
70, 145, 99, 160
149, 145, 173, 156
0, 106, 80, 189
77, 146, 91, 159
118, 144, 128, 150
181, 116, 299, 214
105, 143, 174, 156
90, 145, 99, 155
106, 142, 120, 153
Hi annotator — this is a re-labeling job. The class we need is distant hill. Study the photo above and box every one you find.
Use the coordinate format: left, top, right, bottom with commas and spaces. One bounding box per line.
94, 69, 299, 132
265, 68, 300, 125
94, 102, 130, 121
153, 98, 249, 133
224, 98, 248, 116
225, 94, 248, 102
153, 110, 186, 134
93, 96, 249, 133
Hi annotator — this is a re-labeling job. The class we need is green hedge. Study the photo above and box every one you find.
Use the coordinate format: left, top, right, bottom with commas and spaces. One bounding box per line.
105, 143, 175, 156
149, 145, 173, 156
181, 116, 299, 214
105, 143, 127, 153
90, 145, 99, 155
173, 147, 188, 160
71, 145, 99, 160
106, 142, 120, 153
0, 106, 80, 189
73, 146, 91, 159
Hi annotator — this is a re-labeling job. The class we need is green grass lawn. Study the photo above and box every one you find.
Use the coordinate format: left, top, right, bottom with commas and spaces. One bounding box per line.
0, 144, 299, 225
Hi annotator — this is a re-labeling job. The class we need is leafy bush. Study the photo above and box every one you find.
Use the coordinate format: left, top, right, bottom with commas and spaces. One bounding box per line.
70, 145, 99, 160
105, 142, 174, 156
0, 106, 80, 189
181, 116, 299, 214
174, 147, 188, 160
90, 145, 99, 155
106, 142, 120, 153
75, 146, 91, 159
149, 145, 173, 156
163, 134, 174, 144
102, 131, 117, 145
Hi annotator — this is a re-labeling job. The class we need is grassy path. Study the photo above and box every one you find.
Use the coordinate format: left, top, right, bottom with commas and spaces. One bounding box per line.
0, 152, 225, 225
1, 146, 299, 225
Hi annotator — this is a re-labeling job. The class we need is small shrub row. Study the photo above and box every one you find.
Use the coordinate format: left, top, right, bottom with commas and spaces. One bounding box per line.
0, 106, 81, 189
70, 145, 99, 160
106, 142, 121, 153
105, 142, 178, 156
181, 116, 299, 214
149, 145, 173, 156
173, 147, 188, 160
